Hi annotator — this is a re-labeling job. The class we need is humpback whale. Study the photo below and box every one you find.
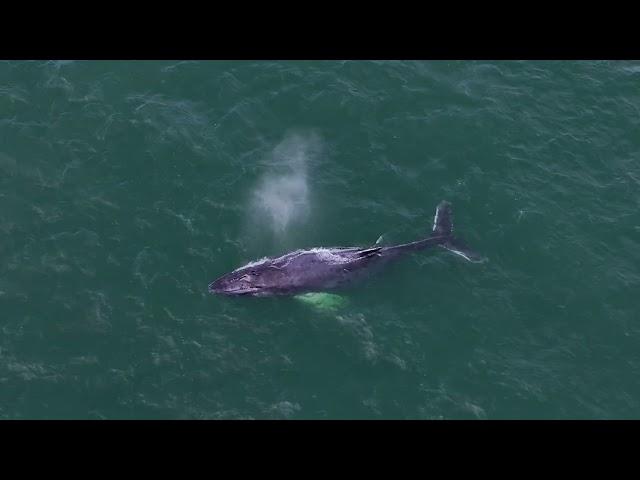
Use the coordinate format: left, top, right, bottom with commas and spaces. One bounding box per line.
208, 201, 482, 297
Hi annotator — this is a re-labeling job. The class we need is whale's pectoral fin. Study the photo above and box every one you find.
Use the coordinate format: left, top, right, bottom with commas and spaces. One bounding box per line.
294, 292, 348, 312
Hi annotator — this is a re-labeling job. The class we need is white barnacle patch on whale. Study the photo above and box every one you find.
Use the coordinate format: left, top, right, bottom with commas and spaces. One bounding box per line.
270, 248, 357, 269
308, 248, 357, 264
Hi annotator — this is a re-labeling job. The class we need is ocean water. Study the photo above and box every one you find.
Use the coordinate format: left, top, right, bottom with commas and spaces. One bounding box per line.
1, 60, 639, 419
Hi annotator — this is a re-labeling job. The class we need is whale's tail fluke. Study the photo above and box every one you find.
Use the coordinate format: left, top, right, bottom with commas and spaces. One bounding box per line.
431, 200, 484, 263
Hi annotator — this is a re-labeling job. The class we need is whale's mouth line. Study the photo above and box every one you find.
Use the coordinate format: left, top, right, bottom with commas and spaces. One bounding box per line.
210, 284, 264, 296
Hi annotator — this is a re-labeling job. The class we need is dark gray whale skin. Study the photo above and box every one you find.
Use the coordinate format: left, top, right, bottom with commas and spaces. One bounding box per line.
208, 201, 482, 297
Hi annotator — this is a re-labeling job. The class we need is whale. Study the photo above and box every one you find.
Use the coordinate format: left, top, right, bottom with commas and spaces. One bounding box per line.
208, 201, 483, 297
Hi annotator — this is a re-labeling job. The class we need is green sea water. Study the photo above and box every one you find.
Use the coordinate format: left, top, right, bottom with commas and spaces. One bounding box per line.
1, 60, 639, 419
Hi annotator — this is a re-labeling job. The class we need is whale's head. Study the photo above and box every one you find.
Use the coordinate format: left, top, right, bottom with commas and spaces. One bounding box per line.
208, 259, 280, 296
208, 271, 262, 296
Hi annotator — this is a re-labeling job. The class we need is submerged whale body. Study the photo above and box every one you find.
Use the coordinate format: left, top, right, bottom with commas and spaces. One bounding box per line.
208, 201, 483, 297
